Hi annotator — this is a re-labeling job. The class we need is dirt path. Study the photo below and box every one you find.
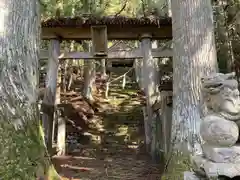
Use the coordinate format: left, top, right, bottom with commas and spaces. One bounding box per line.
52, 73, 162, 180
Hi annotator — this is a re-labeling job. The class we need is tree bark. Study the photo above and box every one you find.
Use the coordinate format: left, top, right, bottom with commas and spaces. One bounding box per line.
224, 0, 240, 82
82, 1, 96, 100
83, 42, 96, 101
100, 58, 107, 78
83, 60, 96, 100
66, 9, 76, 91
214, 0, 235, 73
133, 58, 144, 90
0, 0, 60, 179
171, 0, 218, 154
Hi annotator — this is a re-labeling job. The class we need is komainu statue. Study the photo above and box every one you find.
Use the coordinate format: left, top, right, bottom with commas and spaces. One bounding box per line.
200, 72, 240, 147
189, 72, 240, 179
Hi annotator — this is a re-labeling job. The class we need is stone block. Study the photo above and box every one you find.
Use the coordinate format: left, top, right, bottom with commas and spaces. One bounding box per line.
192, 155, 240, 178
202, 144, 240, 163
200, 115, 239, 147
184, 171, 203, 180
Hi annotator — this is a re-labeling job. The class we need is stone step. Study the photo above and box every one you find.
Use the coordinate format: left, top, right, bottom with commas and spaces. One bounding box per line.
184, 172, 203, 180
202, 144, 240, 163
192, 155, 240, 179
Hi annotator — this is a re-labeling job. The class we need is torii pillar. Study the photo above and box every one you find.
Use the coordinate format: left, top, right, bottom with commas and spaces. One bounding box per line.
140, 33, 160, 158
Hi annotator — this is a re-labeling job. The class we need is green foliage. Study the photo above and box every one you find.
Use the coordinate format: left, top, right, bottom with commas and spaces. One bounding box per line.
217, 57, 228, 73
161, 153, 191, 180
40, 0, 168, 18
213, 0, 240, 74
0, 121, 46, 180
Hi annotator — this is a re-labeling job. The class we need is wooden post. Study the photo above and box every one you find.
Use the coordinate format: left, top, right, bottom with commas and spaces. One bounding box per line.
142, 106, 149, 152
161, 91, 173, 157
152, 91, 173, 165
42, 39, 60, 153
91, 26, 108, 56
57, 107, 66, 155
140, 34, 160, 157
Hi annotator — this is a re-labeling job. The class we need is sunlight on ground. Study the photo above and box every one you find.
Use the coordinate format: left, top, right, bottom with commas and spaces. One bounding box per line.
115, 125, 128, 136
53, 70, 163, 179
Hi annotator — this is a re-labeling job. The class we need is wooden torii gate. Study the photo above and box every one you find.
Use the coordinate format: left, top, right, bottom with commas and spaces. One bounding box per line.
40, 15, 172, 160
40, 46, 172, 59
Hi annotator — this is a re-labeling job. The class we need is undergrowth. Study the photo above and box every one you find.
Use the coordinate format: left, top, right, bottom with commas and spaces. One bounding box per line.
0, 120, 60, 180
161, 152, 191, 180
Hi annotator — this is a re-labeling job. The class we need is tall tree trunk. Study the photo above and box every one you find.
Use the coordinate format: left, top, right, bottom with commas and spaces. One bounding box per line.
134, 42, 144, 90
100, 58, 107, 78
154, 0, 169, 16
167, 0, 172, 16
55, 0, 63, 103
0, 0, 60, 179
83, 41, 96, 100
214, 0, 235, 73
66, 41, 75, 91
171, 0, 218, 154
82, 1, 96, 100
83, 58, 96, 100
134, 58, 144, 90
225, 0, 240, 82
65, 7, 76, 91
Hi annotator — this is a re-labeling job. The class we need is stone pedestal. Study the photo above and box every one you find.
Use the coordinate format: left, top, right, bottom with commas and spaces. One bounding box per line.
200, 115, 239, 147
202, 144, 240, 163
189, 73, 240, 179
192, 155, 240, 178
184, 171, 202, 180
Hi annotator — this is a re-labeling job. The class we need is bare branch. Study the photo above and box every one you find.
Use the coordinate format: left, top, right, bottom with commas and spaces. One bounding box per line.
114, 0, 128, 17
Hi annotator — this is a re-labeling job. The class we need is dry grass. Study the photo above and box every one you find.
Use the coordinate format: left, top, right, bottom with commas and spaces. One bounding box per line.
53, 148, 162, 180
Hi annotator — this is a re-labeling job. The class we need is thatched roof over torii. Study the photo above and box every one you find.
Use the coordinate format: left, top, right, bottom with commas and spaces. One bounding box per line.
41, 15, 172, 40
108, 41, 133, 52
41, 15, 171, 27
